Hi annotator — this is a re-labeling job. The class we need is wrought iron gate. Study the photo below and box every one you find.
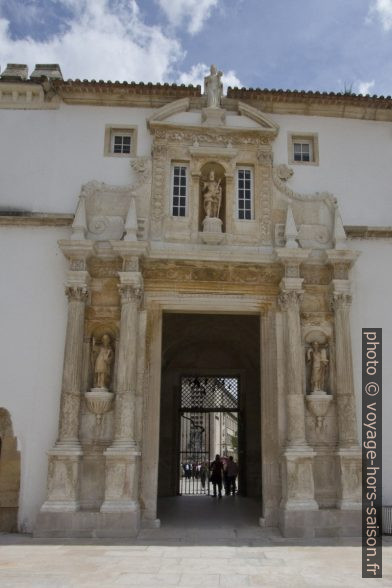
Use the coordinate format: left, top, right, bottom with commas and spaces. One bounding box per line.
178, 376, 239, 496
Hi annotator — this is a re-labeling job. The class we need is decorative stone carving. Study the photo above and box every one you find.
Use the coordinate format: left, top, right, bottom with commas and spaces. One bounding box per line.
92, 334, 114, 389
331, 292, 353, 310
306, 341, 329, 394
151, 143, 167, 240
85, 389, 114, 425
283, 205, 299, 248
130, 156, 151, 187
118, 283, 143, 304
202, 170, 222, 219
257, 149, 273, 166
75, 181, 139, 241
278, 289, 303, 310
69, 259, 86, 271
273, 165, 336, 206
276, 164, 294, 182
204, 64, 223, 108
306, 394, 333, 432
65, 285, 89, 302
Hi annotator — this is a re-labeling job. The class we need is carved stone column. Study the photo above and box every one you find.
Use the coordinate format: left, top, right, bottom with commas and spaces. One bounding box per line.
328, 251, 361, 509
100, 270, 142, 524
276, 249, 318, 515
150, 141, 167, 241
40, 266, 90, 512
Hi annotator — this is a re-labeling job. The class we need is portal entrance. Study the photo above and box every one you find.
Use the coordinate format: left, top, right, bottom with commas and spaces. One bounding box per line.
179, 376, 239, 496
158, 313, 261, 503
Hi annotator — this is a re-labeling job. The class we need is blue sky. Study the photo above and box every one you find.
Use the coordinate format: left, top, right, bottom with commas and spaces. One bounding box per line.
0, 0, 392, 96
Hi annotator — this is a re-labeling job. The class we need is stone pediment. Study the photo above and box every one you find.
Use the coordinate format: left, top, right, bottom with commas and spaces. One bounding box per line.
148, 97, 279, 136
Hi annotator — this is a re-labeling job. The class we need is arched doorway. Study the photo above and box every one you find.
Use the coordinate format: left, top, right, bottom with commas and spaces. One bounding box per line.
157, 313, 261, 521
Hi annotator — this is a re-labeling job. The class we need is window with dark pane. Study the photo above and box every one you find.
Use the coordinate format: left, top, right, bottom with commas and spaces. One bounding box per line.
293, 141, 311, 162
112, 133, 131, 154
172, 165, 187, 217
237, 168, 252, 220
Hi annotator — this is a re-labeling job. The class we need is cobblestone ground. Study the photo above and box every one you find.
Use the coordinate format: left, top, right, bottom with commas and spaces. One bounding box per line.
1, 498, 391, 587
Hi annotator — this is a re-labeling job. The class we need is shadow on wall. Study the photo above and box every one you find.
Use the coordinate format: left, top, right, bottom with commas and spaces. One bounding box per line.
0, 408, 20, 532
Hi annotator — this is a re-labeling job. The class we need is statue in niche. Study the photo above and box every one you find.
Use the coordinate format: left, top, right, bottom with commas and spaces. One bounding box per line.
204, 64, 223, 108
202, 170, 222, 218
307, 341, 329, 393
92, 334, 114, 389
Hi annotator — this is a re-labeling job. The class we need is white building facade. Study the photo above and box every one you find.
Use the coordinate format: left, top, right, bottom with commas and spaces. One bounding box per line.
0, 62, 390, 537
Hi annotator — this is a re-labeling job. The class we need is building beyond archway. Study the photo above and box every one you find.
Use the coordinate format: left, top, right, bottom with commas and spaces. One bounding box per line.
158, 313, 261, 505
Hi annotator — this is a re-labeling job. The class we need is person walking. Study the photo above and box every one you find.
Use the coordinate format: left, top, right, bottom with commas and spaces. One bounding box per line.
225, 456, 239, 495
210, 454, 224, 498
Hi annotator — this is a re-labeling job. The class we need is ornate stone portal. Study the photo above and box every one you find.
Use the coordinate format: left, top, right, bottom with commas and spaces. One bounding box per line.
35, 68, 361, 538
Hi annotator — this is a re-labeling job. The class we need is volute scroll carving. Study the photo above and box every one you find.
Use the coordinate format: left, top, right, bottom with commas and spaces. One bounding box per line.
330, 292, 352, 311
65, 285, 89, 302
278, 290, 303, 311
118, 283, 143, 304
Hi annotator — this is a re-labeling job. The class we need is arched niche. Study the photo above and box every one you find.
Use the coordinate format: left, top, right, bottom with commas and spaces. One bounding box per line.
199, 161, 226, 232
0, 408, 20, 532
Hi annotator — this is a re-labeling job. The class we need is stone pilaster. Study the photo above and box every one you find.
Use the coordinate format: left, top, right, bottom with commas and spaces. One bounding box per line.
276, 248, 318, 513
41, 268, 90, 512
328, 253, 362, 509
100, 270, 142, 520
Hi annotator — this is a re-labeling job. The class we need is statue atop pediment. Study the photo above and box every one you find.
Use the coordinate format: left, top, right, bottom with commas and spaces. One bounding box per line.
204, 64, 223, 109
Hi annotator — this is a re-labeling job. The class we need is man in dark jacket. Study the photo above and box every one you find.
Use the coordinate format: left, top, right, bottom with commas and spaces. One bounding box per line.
210, 454, 223, 498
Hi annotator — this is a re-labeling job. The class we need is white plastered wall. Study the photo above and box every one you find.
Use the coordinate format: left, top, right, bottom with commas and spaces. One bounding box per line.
350, 239, 392, 504
0, 226, 69, 531
270, 113, 392, 227
0, 104, 154, 214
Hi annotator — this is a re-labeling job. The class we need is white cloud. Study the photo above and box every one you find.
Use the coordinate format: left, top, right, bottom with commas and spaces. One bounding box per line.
357, 80, 375, 95
0, 0, 183, 82
369, 0, 392, 31
178, 62, 241, 91
156, 0, 220, 35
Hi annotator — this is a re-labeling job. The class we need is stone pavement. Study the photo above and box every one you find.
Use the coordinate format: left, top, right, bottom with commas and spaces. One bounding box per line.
0, 497, 391, 587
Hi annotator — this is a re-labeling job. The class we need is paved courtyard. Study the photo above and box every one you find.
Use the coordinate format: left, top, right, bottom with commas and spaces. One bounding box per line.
1, 498, 391, 587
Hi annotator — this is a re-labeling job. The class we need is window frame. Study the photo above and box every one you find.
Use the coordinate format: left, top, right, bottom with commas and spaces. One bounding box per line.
170, 162, 189, 218
104, 125, 137, 157
288, 132, 319, 166
236, 166, 254, 221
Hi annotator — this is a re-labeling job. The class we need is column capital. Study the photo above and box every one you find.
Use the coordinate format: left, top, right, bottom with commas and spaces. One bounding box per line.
64, 270, 90, 301
118, 271, 143, 304
278, 277, 304, 311
329, 279, 352, 311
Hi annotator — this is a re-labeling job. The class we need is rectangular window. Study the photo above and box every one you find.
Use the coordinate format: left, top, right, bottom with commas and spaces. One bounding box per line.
288, 133, 319, 165
171, 164, 188, 217
293, 141, 311, 162
104, 125, 137, 157
112, 132, 132, 154
237, 168, 253, 220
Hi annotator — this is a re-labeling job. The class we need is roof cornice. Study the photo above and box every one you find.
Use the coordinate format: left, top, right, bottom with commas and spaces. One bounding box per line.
227, 87, 392, 122
2, 77, 392, 121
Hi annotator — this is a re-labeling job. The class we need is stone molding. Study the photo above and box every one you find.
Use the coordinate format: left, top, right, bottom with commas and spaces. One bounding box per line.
0, 80, 60, 109
227, 87, 392, 122
0, 213, 73, 226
